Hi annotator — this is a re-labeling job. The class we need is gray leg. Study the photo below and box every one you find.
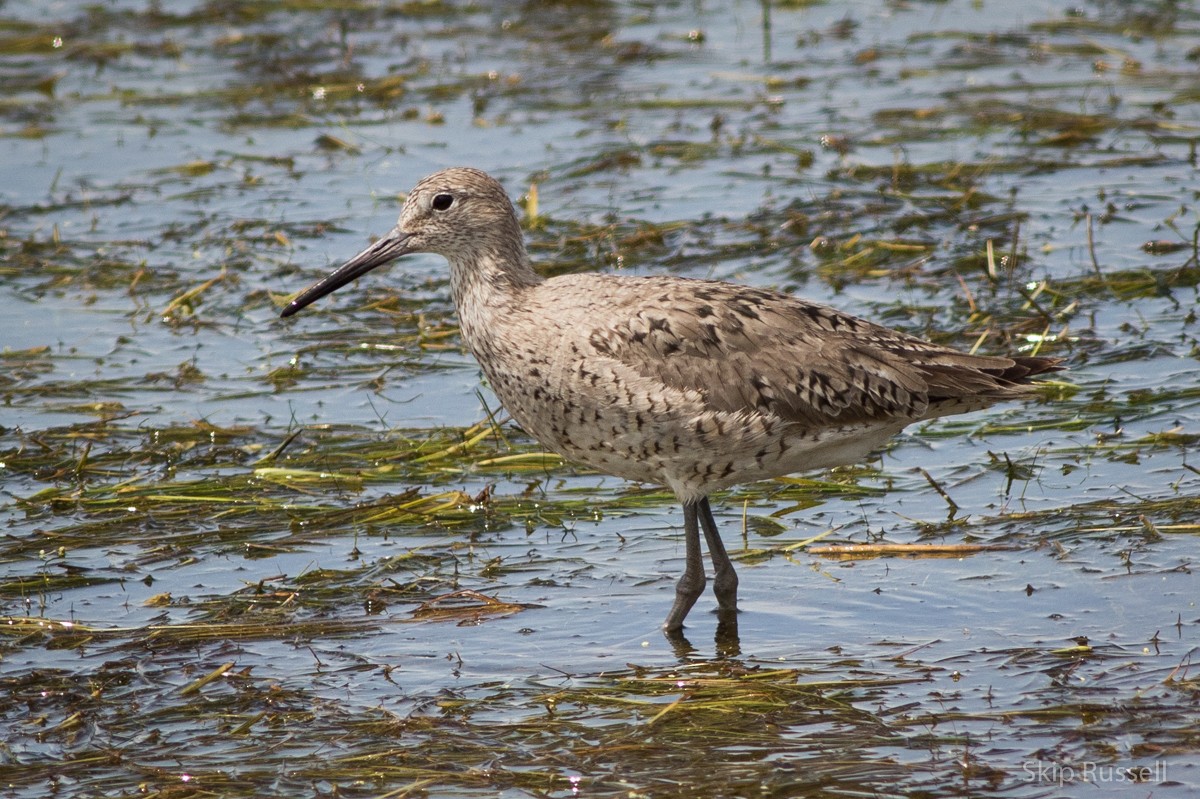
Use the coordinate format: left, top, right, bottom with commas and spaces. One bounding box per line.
664, 500, 706, 632
698, 497, 738, 614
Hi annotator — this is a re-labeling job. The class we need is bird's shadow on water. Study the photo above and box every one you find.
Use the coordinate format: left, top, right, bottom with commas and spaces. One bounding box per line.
665, 609, 742, 659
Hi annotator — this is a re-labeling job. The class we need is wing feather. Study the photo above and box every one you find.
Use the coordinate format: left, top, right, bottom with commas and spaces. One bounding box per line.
581, 276, 1058, 427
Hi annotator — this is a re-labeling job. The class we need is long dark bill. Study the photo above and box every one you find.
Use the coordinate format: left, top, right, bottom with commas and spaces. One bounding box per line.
280, 229, 412, 318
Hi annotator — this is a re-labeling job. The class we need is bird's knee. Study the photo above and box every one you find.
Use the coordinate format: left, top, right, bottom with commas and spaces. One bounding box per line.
675, 572, 706, 600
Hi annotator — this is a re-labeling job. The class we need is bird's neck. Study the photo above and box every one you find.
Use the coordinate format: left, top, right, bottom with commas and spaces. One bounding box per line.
448, 246, 542, 323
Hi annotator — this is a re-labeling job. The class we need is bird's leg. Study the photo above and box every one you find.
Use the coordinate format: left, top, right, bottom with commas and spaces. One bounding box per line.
664, 500, 706, 632
698, 497, 738, 615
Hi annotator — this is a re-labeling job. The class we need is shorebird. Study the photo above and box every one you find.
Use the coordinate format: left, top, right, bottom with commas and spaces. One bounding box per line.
281, 167, 1060, 634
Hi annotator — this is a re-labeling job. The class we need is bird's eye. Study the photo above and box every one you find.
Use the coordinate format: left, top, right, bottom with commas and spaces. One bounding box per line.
431, 193, 454, 211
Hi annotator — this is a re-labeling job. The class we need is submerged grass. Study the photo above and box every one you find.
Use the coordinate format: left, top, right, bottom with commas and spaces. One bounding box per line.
3, 389, 1196, 795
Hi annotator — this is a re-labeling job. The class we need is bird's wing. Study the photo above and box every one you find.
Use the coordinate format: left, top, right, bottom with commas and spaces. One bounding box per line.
578, 277, 1046, 427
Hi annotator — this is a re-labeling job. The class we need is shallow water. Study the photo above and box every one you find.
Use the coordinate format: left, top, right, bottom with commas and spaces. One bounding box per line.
2, 1, 1199, 797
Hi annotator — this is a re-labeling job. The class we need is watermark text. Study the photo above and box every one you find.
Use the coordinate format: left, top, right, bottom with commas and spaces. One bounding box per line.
1021, 759, 1167, 786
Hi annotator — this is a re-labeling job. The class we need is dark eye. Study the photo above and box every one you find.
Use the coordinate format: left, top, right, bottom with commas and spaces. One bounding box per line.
431, 193, 454, 211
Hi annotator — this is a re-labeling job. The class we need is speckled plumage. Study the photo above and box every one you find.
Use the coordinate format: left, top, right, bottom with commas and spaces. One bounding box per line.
282, 167, 1061, 635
